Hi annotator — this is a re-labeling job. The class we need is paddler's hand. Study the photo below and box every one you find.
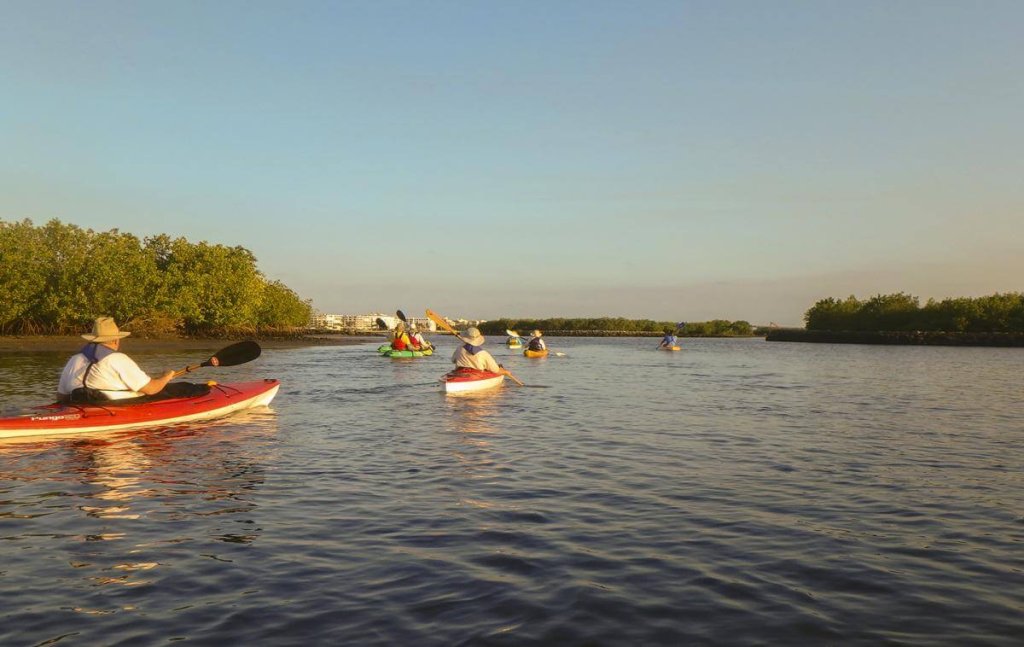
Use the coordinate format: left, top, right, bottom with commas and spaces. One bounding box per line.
141, 369, 177, 395
209, 357, 220, 367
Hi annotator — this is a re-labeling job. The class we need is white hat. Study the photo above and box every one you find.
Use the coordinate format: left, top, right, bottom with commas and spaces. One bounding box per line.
531, 330, 543, 338
462, 327, 485, 346
82, 316, 132, 342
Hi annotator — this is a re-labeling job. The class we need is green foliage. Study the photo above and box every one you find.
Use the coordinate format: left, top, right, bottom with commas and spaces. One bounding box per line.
805, 292, 1024, 333
0, 219, 48, 331
257, 280, 313, 327
0, 218, 311, 335
478, 317, 756, 337
155, 238, 265, 332
684, 320, 754, 336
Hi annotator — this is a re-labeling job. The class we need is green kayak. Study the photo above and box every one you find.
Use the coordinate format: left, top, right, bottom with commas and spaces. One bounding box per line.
377, 343, 433, 358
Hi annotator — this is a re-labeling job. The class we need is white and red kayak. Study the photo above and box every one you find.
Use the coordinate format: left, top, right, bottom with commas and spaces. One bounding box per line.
0, 379, 280, 439
441, 368, 505, 394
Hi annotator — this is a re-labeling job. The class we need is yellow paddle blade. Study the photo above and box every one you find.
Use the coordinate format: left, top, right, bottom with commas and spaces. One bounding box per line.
425, 309, 458, 336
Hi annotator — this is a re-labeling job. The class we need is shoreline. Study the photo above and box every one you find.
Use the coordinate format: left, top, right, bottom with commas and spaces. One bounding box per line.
0, 335, 378, 353
766, 329, 1024, 347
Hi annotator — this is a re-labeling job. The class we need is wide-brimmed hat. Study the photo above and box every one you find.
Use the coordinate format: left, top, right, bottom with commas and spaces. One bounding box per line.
462, 327, 485, 346
531, 330, 543, 338
82, 316, 131, 342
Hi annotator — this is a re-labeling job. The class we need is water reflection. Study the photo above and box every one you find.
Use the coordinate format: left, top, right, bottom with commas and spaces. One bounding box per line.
73, 436, 152, 520
442, 392, 520, 522
1, 410, 277, 546
443, 389, 504, 436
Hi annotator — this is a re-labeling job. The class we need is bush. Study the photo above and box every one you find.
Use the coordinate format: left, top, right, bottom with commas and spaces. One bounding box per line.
0, 218, 312, 335
805, 292, 1024, 333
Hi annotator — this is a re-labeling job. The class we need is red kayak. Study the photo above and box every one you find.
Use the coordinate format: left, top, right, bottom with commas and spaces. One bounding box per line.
441, 368, 505, 394
0, 380, 280, 439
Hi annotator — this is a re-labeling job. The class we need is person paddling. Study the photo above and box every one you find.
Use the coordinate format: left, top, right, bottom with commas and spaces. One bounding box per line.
411, 328, 431, 351
390, 322, 413, 351
57, 317, 183, 403
451, 327, 512, 377
527, 330, 547, 352
658, 328, 678, 350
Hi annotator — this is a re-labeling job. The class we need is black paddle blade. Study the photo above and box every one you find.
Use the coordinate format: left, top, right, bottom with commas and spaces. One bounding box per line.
396, 309, 408, 323
376, 317, 388, 330
207, 341, 261, 367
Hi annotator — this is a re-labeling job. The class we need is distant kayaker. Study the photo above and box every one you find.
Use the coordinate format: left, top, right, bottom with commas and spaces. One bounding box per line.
527, 330, 547, 352
452, 327, 510, 376
391, 322, 412, 351
57, 317, 178, 403
411, 329, 430, 350
658, 329, 678, 349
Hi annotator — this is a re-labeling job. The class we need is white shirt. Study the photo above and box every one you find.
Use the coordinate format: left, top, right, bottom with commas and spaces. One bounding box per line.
58, 351, 152, 400
451, 345, 502, 373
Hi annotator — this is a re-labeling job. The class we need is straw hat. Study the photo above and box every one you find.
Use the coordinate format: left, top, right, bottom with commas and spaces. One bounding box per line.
531, 330, 543, 338
462, 327, 485, 346
82, 316, 132, 342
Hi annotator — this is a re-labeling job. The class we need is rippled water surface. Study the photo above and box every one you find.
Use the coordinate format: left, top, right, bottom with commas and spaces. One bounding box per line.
1, 338, 1022, 645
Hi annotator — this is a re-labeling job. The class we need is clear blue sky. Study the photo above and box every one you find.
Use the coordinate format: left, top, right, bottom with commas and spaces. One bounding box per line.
2, 1, 1021, 325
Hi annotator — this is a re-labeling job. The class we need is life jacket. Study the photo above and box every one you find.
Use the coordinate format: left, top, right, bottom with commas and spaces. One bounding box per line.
462, 343, 484, 355
63, 343, 129, 403
528, 337, 544, 351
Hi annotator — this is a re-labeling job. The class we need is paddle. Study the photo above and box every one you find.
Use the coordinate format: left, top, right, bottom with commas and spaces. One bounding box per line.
425, 309, 525, 386
376, 317, 388, 331
172, 341, 262, 378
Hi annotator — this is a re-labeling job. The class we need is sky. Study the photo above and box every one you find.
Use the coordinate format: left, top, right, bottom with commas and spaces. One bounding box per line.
2, 1, 1021, 325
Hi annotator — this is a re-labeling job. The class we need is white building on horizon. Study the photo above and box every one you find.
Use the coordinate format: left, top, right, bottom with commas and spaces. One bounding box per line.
310, 313, 399, 332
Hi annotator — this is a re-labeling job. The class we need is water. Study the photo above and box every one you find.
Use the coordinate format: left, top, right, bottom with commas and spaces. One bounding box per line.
1, 338, 1021, 646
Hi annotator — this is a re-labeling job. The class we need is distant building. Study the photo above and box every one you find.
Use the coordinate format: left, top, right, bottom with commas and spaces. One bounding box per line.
310, 313, 398, 332
405, 317, 436, 332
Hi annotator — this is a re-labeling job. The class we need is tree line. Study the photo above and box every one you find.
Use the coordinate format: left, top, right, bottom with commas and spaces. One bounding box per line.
479, 317, 755, 337
0, 219, 311, 335
804, 292, 1024, 332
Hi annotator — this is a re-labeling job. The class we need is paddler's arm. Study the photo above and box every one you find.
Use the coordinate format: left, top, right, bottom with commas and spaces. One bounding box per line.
138, 369, 176, 395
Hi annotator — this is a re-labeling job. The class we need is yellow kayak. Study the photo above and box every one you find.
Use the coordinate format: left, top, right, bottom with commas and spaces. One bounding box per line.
523, 349, 549, 358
